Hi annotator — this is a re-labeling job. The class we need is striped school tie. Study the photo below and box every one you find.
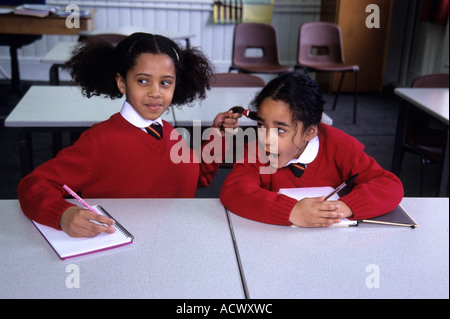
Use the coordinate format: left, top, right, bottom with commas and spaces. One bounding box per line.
145, 123, 163, 140
289, 163, 306, 178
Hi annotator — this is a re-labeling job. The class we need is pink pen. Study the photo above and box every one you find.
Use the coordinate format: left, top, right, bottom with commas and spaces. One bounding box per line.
62, 184, 96, 213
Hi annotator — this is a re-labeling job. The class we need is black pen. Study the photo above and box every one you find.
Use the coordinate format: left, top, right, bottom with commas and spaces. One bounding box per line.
324, 173, 359, 200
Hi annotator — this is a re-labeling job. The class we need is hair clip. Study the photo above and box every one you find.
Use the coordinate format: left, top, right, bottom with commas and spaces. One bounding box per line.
128, 40, 139, 55
172, 47, 179, 61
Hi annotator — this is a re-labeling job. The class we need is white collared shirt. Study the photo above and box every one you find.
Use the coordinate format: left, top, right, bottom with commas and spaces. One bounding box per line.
119, 100, 163, 132
284, 136, 320, 167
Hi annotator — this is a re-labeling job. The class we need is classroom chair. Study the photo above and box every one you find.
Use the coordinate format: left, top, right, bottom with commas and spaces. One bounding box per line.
210, 73, 266, 87
229, 23, 292, 75
295, 22, 359, 124
396, 73, 449, 196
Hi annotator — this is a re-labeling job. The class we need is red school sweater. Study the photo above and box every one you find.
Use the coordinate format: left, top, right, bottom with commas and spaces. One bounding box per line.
220, 124, 404, 225
18, 113, 221, 230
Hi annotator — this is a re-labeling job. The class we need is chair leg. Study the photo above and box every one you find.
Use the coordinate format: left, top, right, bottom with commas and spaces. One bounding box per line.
352, 70, 359, 125
302, 66, 308, 75
420, 157, 428, 196
332, 72, 345, 111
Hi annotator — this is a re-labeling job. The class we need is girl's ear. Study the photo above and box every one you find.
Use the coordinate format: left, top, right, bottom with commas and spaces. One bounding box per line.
304, 125, 318, 142
116, 73, 126, 95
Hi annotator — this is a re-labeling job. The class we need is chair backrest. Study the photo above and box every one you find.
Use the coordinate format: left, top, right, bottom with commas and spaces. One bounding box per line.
232, 23, 281, 66
87, 33, 127, 46
210, 73, 266, 87
298, 22, 345, 65
411, 74, 449, 88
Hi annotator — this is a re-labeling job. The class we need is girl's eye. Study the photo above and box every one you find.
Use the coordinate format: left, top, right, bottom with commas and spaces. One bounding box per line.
161, 80, 173, 87
257, 122, 265, 128
278, 128, 286, 134
138, 79, 148, 85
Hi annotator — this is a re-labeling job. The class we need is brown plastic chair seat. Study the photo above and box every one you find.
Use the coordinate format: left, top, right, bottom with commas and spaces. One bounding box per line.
210, 73, 266, 87
232, 63, 291, 74
302, 62, 359, 72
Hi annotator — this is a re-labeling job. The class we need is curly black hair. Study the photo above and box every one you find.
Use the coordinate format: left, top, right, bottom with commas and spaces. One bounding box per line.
250, 72, 325, 131
63, 32, 213, 105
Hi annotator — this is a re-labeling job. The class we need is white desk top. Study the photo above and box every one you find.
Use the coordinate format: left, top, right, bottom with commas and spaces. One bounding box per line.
394, 88, 449, 125
172, 87, 260, 127
78, 27, 195, 42
1, 197, 447, 299
5, 86, 333, 129
40, 42, 76, 64
172, 87, 333, 127
4, 86, 175, 127
0, 199, 244, 299
228, 197, 449, 299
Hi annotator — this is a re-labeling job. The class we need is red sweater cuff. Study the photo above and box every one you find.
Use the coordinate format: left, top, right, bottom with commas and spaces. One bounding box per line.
45, 200, 75, 230
270, 194, 299, 225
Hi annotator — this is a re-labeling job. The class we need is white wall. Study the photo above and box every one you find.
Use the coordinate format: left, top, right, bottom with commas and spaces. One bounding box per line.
0, 0, 321, 82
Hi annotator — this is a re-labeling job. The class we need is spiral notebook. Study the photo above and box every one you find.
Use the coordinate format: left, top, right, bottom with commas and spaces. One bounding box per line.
32, 205, 134, 260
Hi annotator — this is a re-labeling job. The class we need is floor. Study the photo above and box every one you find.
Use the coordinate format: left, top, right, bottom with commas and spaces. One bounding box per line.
0, 80, 444, 199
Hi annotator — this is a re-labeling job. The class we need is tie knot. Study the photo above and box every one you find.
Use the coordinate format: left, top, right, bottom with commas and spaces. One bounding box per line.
145, 123, 163, 140
289, 163, 306, 177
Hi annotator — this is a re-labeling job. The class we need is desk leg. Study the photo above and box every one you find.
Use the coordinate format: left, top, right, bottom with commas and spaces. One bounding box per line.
439, 128, 449, 197
49, 64, 62, 85
19, 130, 33, 177
392, 101, 407, 175
9, 45, 22, 95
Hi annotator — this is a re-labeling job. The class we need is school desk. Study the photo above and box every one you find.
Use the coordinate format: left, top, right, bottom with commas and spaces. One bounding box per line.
0, 6, 94, 93
392, 88, 449, 196
3, 85, 175, 176
0, 198, 244, 299
227, 197, 449, 299
40, 42, 75, 85
171, 87, 334, 127
43, 26, 197, 84
1, 197, 448, 299
78, 27, 195, 49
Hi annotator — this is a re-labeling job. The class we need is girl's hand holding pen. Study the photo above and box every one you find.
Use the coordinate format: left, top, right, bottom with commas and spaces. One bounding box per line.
213, 109, 242, 135
59, 206, 116, 238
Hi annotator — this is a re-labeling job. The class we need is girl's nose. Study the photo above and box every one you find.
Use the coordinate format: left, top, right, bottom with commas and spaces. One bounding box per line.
265, 128, 277, 146
148, 84, 161, 98
257, 127, 278, 150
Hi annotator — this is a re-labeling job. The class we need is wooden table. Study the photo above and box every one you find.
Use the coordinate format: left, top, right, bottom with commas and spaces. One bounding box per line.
0, 7, 94, 93
0, 10, 94, 35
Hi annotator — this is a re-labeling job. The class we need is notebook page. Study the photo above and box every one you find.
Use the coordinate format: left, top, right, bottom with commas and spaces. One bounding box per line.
278, 187, 358, 226
32, 205, 133, 259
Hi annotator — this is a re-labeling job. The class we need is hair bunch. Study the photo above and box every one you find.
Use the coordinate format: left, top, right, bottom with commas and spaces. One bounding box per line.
63, 33, 213, 105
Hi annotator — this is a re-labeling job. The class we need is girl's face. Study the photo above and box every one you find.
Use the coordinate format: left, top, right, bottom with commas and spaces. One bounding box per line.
116, 53, 176, 121
257, 97, 317, 168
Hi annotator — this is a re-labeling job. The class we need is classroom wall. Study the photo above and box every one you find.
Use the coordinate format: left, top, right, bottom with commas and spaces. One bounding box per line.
0, 0, 320, 82
1, 0, 447, 85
